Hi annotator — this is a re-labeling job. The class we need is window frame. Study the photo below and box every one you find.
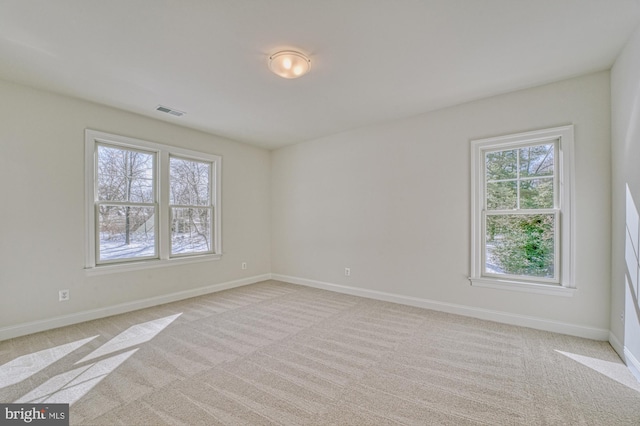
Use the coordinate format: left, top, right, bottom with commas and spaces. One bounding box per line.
470, 126, 575, 296
85, 130, 222, 274
94, 142, 159, 265
168, 154, 215, 258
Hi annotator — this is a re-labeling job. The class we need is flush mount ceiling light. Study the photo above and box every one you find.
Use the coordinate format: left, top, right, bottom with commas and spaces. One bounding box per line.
268, 50, 311, 79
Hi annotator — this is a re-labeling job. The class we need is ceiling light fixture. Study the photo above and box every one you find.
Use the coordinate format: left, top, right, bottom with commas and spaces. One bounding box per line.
268, 50, 311, 79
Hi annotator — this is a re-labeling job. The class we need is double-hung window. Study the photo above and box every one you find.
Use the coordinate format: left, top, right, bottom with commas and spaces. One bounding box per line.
85, 130, 221, 271
95, 143, 158, 262
169, 156, 213, 256
470, 126, 574, 294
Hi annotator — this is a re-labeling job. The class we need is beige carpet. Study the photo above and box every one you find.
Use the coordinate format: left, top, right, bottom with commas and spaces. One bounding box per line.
1, 280, 640, 425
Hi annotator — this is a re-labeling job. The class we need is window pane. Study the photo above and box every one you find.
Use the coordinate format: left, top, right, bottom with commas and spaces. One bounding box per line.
170, 157, 211, 206
171, 207, 212, 255
486, 149, 517, 180
97, 145, 154, 203
519, 143, 554, 177
485, 214, 555, 279
520, 178, 554, 209
98, 206, 156, 261
486, 181, 517, 210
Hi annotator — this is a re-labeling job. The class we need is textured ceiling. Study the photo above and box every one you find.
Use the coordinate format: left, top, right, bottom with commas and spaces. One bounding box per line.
0, 0, 639, 149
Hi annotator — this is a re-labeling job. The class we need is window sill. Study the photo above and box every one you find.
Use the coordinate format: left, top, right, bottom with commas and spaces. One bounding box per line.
85, 254, 222, 276
469, 277, 575, 297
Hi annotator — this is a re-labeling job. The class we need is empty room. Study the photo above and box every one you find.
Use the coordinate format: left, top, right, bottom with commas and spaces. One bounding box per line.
2, 1, 640, 424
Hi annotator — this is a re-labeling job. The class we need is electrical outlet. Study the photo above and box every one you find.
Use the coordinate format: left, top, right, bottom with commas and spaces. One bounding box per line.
621, 311, 625, 322
59, 289, 70, 302
241, 262, 247, 270
344, 267, 351, 276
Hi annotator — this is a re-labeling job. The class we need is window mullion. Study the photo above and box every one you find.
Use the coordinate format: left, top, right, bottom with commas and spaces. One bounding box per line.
486, 177, 518, 184
96, 201, 156, 208
212, 161, 220, 254
554, 211, 560, 282
169, 204, 212, 209
516, 148, 520, 210
555, 141, 560, 209
486, 208, 558, 215
158, 150, 170, 260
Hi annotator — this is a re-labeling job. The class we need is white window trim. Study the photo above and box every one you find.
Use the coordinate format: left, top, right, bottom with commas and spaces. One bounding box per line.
469, 125, 575, 296
168, 154, 216, 258
84, 129, 222, 274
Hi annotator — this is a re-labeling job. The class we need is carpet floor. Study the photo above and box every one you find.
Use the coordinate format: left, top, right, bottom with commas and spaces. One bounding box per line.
1, 280, 640, 425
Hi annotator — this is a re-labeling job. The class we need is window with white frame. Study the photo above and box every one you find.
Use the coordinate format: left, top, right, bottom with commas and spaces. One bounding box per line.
85, 130, 221, 270
169, 156, 213, 256
470, 126, 574, 294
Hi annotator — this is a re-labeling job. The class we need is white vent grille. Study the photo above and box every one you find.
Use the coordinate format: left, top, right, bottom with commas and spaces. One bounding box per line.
156, 105, 185, 117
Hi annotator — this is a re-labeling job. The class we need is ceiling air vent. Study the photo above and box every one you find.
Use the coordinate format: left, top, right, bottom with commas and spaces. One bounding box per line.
156, 105, 185, 117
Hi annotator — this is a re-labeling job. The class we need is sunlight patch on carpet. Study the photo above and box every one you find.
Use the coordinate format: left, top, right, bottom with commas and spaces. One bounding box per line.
0, 336, 98, 389
556, 350, 640, 393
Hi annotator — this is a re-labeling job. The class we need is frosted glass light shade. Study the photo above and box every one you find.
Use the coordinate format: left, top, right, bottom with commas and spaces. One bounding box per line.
268, 51, 311, 79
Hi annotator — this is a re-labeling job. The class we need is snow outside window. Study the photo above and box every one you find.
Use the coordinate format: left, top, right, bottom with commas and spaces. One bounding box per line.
96, 144, 157, 263
169, 156, 214, 257
85, 130, 221, 272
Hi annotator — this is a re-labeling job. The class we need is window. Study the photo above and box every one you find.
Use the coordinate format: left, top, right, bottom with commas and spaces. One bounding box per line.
470, 126, 574, 295
85, 130, 221, 271
169, 156, 213, 256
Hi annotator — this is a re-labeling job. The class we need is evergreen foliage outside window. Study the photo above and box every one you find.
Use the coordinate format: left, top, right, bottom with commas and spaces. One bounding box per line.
470, 126, 574, 291
484, 143, 557, 280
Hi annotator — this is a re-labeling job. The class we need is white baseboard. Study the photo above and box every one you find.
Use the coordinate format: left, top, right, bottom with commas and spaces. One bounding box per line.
609, 331, 624, 359
0, 274, 271, 341
624, 347, 640, 382
2, 272, 611, 343
272, 274, 610, 341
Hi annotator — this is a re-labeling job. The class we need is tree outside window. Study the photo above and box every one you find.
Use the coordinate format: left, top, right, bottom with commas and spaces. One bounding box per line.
85, 130, 221, 269
97, 145, 156, 262
470, 126, 574, 292
484, 143, 557, 280
169, 157, 213, 256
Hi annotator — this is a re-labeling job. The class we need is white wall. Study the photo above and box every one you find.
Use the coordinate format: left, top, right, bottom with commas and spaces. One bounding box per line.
0, 70, 615, 341
272, 71, 611, 337
611, 25, 640, 375
0, 79, 271, 336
